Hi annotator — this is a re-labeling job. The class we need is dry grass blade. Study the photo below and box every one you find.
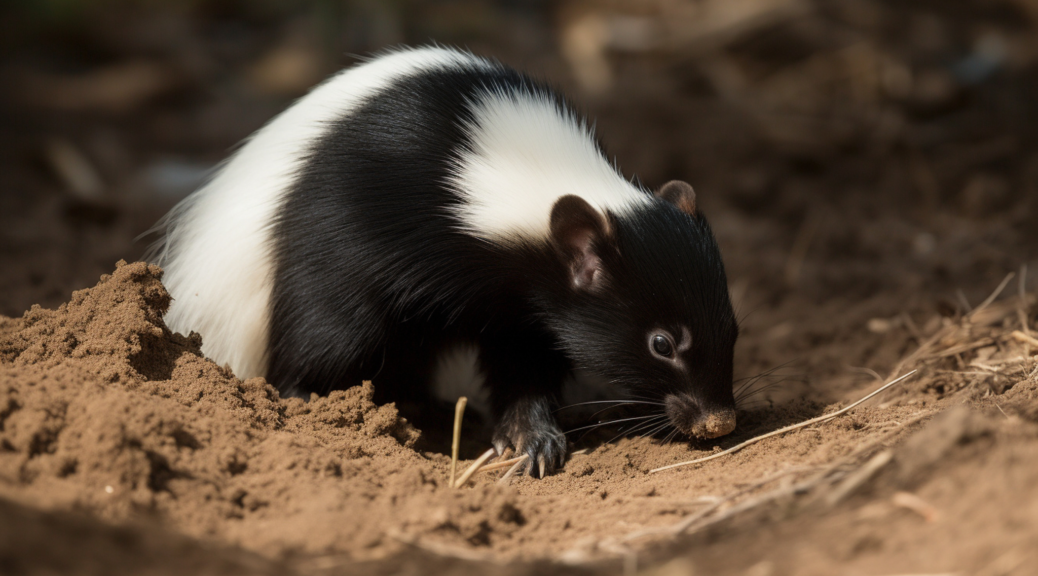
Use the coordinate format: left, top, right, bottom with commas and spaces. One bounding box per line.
497, 455, 529, 485
968, 272, 1014, 319
454, 448, 497, 488
623, 466, 815, 542
650, 370, 917, 474
892, 491, 940, 522
671, 477, 817, 538
386, 528, 497, 563
889, 324, 955, 379
933, 338, 996, 359
623, 499, 725, 543
1019, 264, 1031, 336
1011, 330, 1038, 348
449, 396, 467, 488
838, 411, 931, 466
477, 455, 527, 474
824, 449, 893, 506
479, 448, 582, 477
888, 274, 1029, 379
623, 411, 932, 546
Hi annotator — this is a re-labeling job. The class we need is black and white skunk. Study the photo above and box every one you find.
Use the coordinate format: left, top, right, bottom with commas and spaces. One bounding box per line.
151, 47, 738, 476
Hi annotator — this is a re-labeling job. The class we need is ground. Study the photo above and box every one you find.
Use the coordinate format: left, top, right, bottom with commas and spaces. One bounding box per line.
1, 1, 1037, 575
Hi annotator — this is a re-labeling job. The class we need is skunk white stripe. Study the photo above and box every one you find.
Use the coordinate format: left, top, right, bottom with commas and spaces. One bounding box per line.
448, 88, 650, 243
153, 47, 491, 379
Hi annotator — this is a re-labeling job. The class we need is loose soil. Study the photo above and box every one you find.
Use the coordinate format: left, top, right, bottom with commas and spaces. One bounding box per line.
2, 259, 1037, 575
3, 1, 1038, 575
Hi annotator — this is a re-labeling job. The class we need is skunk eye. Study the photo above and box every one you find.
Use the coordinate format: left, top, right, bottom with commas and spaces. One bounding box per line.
650, 333, 674, 358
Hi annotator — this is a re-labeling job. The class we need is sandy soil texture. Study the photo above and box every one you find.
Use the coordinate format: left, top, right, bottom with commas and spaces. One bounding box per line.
4, 1, 1038, 574
2, 260, 1037, 576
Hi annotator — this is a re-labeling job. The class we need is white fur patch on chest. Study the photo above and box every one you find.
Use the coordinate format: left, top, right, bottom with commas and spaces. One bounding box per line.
447, 89, 650, 243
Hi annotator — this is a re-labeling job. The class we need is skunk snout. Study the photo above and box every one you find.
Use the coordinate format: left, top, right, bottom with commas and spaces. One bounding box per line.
664, 393, 736, 439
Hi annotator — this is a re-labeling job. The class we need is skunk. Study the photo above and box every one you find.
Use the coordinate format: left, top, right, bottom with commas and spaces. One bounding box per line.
150, 47, 738, 476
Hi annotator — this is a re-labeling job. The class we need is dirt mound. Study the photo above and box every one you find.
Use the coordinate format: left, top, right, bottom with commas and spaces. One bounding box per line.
0, 262, 440, 557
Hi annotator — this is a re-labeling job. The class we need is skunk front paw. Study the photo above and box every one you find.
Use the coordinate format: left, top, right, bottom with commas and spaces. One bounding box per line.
492, 397, 566, 477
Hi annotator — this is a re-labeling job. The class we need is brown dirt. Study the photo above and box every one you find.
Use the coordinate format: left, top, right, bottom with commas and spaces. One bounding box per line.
4, 0, 1038, 574
2, 259, 1037, 576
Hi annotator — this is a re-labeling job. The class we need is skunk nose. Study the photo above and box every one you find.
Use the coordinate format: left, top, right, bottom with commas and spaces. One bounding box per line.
665, 394, 736, 439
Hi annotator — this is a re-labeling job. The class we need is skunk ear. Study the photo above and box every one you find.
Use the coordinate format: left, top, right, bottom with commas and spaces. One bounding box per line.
549, 195, 609, 291
656, 180, 697, 216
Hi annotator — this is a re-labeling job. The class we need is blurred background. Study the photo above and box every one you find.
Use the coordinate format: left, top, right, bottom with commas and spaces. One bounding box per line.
2, 0, 1037, 394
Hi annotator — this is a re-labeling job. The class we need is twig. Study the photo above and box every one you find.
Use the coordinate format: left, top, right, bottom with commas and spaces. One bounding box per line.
477, 455, 527, 474
661, 496, 724, 507
631, 469, 839, 544
839, 411, 932, 463
650, 371, 917, 473
848, 366, 884, 383
480, 448, 587, 476
453, 448, 497, 488
892, 491, 940, 522
969, 272, 1014, 319
386, 528, 497, 563
1020, 264, 1031, 336
677, 477, 820, 537
824, 449, 893, 506
1011, 330, 1038, 348
622, 500, 724, 543
966, 355, 1027, 366
968, 362, 1001, 373
449, 397, 467, 488
497, 456, 529, 485
889, 324, 955, 380
931, 338, 996, 359
623, 466, 814, 542
618, 410, 933, 550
